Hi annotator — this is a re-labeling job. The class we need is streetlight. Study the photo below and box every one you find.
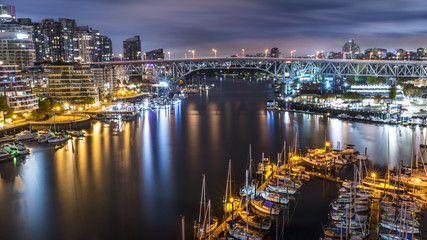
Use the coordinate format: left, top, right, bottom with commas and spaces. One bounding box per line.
185, 53, 187, 58
119, 54, 123, 61
350, 50, 353, 59
291, 50, 296, 58
397, 52, 400, 60
143, 53, 146, 60
242, 49, 245, 57
265, 49, 268, 58
378, 51, 381, 60
212, 49, 217, 57
192, 50, 195, 58
316, 51, 319, 59
167, 51, 171, 59
372, 173, 376, 186
370, 52, 373, 60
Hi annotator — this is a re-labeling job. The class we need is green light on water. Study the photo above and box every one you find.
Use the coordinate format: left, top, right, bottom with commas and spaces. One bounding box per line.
13, 157, 16, 166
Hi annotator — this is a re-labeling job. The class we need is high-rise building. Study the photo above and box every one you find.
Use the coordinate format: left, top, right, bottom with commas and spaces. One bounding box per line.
74, 26, 96, 63
123, 36, 141, 61
417, 48, 425, 59
270, 47, 279, 58
0, 65, 38, 114
145, 48, 164, 60
58, 18, 76, 62
40, 64, 98, 104
41, 19, 63, 61
0, 22, 36, 68
342, 38, 361, 54
99, 35, 112, 62
0, 5, 15, 23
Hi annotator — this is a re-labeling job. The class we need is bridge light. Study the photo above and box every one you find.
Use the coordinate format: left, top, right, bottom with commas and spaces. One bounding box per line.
159, 81, 169, 87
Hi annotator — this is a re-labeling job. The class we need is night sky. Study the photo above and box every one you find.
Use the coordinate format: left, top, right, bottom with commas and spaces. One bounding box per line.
7, 0, 427, 57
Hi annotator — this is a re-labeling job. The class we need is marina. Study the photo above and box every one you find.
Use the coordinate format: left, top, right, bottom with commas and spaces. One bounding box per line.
0, 80, 426, 239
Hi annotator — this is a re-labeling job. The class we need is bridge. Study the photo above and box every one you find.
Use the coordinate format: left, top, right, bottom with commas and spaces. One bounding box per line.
88, 57, 427, 91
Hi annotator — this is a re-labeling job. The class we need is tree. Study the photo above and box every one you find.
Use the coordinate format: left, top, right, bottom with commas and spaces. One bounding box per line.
83, 97, 95, 105
405, 86, 423, 97
389, 85, 397, 101
83, 97, 95, 109
0, 96, 8, 112
346, 77, 356, 85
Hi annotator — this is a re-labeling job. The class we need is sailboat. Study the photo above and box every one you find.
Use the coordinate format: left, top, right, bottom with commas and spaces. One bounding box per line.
229, 170, 264, 239
223, 160, 241, 213
195, 174, 218, 239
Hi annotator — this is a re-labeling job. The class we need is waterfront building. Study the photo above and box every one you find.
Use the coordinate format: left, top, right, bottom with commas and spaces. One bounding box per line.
0, 65, 38, 114
0, 5, 15, 23
91, 65, 115, 96
41, 64, 98, 104
0, 22, 36, 68
145, 48, 164, 60
123, 36, 141, 60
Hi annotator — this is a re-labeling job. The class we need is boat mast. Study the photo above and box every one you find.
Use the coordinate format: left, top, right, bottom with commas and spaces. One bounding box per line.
261, 153, 264, 186
387, 131, 390, 185
199, 174, 205, 223
415, 131, 419, 171
249, 144, 252, 181
245, 169, 249, 235
410, 129, 414, 170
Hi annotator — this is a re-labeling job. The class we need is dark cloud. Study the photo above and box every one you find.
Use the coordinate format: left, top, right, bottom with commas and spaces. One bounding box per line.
8, 0, 427, 57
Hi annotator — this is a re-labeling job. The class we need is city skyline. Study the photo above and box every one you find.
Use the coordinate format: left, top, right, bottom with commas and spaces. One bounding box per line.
7, 0, 427, 57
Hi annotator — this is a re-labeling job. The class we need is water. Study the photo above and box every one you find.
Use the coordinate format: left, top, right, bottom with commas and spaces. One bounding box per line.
0, 77, 425, 239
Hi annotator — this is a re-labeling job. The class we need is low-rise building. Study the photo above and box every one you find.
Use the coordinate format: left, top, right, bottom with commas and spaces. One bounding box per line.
37, 64, 98, 105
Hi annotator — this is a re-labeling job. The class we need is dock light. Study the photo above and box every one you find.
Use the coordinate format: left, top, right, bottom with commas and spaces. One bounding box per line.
371, 173, 376, 178
12, 115, 16, 119
64, 103, 69, 108
326, 142, 330, 146
79, 107, 83, 111
415, 178, 420, 183
56, 107, 60, 111
230, 198, 234, 202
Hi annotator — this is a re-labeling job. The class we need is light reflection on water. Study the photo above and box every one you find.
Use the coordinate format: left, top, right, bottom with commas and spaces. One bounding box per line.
0, 80, 424, 239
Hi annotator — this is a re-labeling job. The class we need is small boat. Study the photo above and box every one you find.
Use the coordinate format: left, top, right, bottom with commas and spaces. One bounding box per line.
238, 210, 271, 230
47, 136, 69, 144
266, 184, 298, 195
251, 198, 281, 215
380, 221, 419, 234
227, 221, 263, 240
330, 212, 368, 222
2, 143, 30, 156
69, 131, 85, 137
379, 233, 419, 240
0, 149, 12, 162
0, 135, 15, 143
259, 190, 289, 204
16, 130, 38, 141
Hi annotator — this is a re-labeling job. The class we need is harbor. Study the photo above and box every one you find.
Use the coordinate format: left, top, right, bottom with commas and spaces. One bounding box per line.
0, 80, 425, 239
